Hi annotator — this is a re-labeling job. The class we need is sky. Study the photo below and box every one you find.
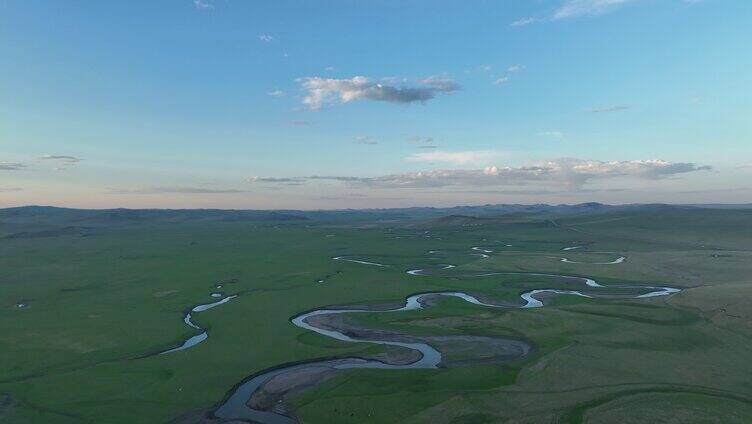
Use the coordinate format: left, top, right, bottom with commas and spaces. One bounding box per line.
1, 0, 750, 209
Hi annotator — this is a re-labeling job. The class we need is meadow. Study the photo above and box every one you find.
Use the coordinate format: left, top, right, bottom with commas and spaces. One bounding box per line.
1, 206, 751, 423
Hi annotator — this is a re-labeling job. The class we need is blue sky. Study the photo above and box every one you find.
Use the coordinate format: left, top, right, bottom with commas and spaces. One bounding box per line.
1, 0, 750, 209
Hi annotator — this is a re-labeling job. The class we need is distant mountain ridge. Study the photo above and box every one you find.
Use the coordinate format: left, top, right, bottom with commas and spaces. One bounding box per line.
0, 202, 742, 224
0, 206, 309, 228
2, 203, 750, 240
0, 202, 740, 220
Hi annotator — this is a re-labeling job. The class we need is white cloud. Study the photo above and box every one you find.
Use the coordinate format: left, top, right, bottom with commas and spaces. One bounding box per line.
406, 150, 504, 166
511, 17, 538, 27
38, 155, 81, 171
493, 64, 524, 86
515, 0, 640, 25
39, 155, 82, 163
484, 158, 710, 187
268, 90, 286, 97
0, 162, 27, 171
553, 0, 637, 20
247, 177, 305, 184
193, 0, 213, 10
298, 76, 460, 110
494, 76, 510, 85
507, 64, 525, 73
258, 34, 274, 42
419, 76, 461, 92
284, 158, 711, 190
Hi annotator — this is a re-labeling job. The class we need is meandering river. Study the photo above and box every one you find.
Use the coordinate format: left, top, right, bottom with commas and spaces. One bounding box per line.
211, 248, 681, 423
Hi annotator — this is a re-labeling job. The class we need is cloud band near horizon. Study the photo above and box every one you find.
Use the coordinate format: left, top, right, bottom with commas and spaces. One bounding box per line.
247, 158, 711, 190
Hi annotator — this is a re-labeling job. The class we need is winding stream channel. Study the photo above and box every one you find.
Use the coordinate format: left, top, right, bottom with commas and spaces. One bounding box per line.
210, 248, 681, 423
160, 295, 237, 355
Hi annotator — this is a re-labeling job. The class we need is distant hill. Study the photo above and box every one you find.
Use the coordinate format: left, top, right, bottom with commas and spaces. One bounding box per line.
0, 206, 307, 234
2, 203, 751, 242
686, 204, 752, 209
1, 203, 748, 228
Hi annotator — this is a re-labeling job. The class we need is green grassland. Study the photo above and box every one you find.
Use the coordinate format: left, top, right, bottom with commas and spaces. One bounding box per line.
1, 206, 751, 423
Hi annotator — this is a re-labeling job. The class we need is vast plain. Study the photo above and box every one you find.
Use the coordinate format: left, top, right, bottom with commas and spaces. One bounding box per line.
2, 204, 752, 423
